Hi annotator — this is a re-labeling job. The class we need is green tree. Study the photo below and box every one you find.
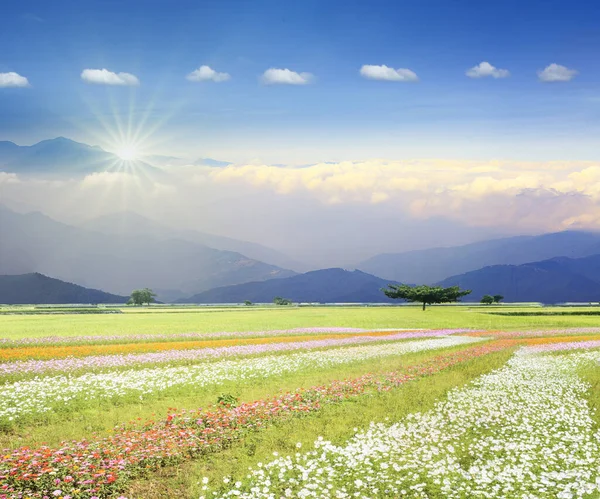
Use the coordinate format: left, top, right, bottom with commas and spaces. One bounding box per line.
382, 284, 472, 311
480, 294, 494, 305
244, 300, 253, 306
273, 296, 292, 305
493, 294, 504, 304
128, 288, 156, 306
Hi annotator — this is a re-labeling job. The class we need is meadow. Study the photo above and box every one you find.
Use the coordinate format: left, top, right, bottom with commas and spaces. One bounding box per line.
1, 305, 600, 498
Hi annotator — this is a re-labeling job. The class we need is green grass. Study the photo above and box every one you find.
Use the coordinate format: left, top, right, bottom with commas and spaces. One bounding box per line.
580, 362, 600, 428
124, 348, 514, 499
2, 305, 600, 339
0, 343, 483, 450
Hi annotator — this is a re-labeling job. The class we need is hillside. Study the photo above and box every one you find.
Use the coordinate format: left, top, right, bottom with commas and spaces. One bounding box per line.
181, 268, 399, 303
0, 273, 127, 304
81, 211, 306, 272
358, 231, 600, 284
438, 254, 600, 303
0, 205, 296, 300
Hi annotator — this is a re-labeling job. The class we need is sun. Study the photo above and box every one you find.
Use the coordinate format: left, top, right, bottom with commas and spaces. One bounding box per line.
116, 145, 139, 161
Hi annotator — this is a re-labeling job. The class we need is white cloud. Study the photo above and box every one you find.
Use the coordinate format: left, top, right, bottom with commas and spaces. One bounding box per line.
80, 68, 140, 86
186, 65, 230, 83
359, 65, 418, 82
262, 68, 314, 85
466, 61, 510, 79
538, 63, 578, 82
0, 72, 30, 88
0, 172, 20, 184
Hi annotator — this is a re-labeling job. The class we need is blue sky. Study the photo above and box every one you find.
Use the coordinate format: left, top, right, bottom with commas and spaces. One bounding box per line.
1, 0, 600, 163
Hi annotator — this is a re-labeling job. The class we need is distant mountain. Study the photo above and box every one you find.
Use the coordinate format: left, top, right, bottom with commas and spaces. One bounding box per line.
0, 137, 160, 176
0, 273, 127, 304
142, 156, 232, 168
81, 211, 307, 272
438, 254, 600, 303
0, 205, 296, 300
180, 268, 399, 303
143, 155, 188, 167
194, 158, 232, 167
358, 231, 600, 284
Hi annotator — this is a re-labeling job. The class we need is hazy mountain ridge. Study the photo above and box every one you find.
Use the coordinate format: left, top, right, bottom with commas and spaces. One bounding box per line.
438, 254, 600, 303
0, 137, 159, 176
180, 268, 400, 303
358, 231, 600, 284
81, 211, 307, 272
0, 205, 296, 299
0, 273, 127, 304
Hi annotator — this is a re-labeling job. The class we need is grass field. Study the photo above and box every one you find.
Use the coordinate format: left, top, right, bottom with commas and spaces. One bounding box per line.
1, 305, 600, 498
4, 304, 600, 339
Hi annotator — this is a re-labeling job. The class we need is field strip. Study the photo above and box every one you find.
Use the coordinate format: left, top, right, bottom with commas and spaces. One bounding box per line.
0, 328, 441, 347
518, 338, 600, 354
469, 327, 600, 338
206, 350, 600, 499
0, 341, 508, 499
0, 336, 485, 427
0, 331, 476, 377
0, 332, 423, 361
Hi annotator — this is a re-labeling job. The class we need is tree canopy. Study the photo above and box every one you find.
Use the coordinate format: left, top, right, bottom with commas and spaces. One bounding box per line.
493, 294, 504, 303
481, 294, 494, 305
382, 284, 471, 310
128, 288, 157, 306
273, 296, 292, 305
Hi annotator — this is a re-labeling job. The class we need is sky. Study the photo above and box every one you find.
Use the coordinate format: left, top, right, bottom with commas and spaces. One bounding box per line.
2, 0, 600, 266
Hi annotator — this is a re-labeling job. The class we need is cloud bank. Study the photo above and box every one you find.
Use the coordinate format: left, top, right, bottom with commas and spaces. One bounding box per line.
81, 69, 140, 86
360, 65, 418, 82
5, 158, 600, 266
186, 65, 230, 82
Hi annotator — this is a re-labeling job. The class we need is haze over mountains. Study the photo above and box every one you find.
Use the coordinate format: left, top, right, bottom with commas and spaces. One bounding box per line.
5, 200, 600, 303
3, 136, 600, 304
81, 211, 306, 273
0, 205, 295, 301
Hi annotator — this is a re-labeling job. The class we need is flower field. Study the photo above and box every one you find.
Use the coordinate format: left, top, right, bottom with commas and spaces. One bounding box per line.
0, 335, 482, 425
203, 349, 600, 499
2, 307, 600, 498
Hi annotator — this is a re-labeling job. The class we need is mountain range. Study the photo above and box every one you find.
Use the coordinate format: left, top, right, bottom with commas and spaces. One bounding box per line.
180, 268, 399, 304
438, 254, 600, 303
358, 231, 600, 284
0, 137, 161, 177
0, 137, 235, 178
0, 273, 127, 304
5, 204, 600, 303
80, 211, 306, 272
0, 205, 296, 300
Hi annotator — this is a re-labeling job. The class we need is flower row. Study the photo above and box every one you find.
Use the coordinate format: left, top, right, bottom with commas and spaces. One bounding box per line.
0, 331, 470, 378
472, 327, 600, 338
0, 331, 401, 363
0, 328, 407, 348
519, 338, 600, 354
0, 336, 484, 426
207, 351, 600, 498
0, 341, 506, 499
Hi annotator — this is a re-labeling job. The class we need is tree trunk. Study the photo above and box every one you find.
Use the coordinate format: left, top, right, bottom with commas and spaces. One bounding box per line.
422, 301, 426, 311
